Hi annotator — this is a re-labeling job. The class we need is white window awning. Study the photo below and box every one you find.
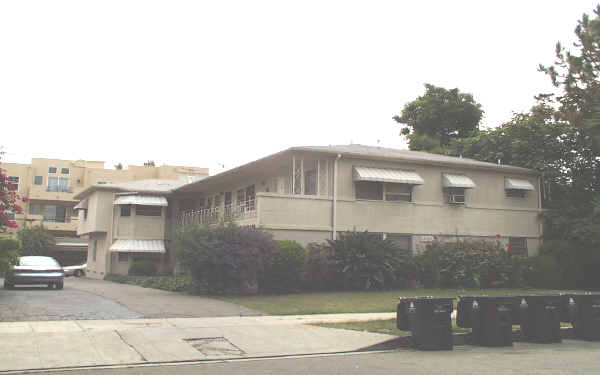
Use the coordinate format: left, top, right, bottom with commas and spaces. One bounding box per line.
353, 166, 424, 185
109, 239, 166, 253
113, 195, 168, 206
73, 199, 88, 210
443, 174, 476, 189
505, 178, 535, 191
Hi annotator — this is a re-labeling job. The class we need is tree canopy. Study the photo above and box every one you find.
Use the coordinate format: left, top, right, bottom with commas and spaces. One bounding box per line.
393, 84, 483, 151
0, 149, 23, 232
17, 225, 56, 257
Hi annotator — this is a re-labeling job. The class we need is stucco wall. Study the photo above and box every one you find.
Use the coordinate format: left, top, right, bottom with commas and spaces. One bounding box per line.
77, 190, 113, 235
114, 206, 165, 240
86, 233, 108, 279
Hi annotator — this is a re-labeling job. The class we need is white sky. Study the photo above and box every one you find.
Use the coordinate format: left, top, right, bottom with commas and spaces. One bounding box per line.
1, 1, 598, 174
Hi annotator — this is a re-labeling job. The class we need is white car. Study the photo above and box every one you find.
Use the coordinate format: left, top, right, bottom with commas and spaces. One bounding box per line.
63, 263, 87, 277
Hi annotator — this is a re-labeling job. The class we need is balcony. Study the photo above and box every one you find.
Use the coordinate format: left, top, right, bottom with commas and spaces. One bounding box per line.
28, 185, 82, 202
178, 199, 257, 227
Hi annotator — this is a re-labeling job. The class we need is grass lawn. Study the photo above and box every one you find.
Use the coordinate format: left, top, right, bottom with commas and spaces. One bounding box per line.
315, 319, 470, 336
220, 288, 584, 315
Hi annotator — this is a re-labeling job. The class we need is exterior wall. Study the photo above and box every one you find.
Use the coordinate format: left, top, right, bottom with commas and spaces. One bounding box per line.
267, 229, 331, 247
114, 205, 166, 240
85, 233, 109, 279
77, 190, 114, 235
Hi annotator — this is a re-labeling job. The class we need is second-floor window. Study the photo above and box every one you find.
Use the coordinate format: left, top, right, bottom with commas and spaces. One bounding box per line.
136, 205, 162, 216
34, 176, 43, 185
43, 205, 67, 222
355, 181, 383, 200
48, 176, 69, 192
121, 205, 131, 217
7, 176, 19, 191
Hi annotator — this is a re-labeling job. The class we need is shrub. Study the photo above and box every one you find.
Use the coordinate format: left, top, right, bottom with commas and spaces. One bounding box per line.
0, 236, 20, 276
128, 260, 158, 276
304, 242, 340, 291
263, 240, 306, 293
326, 231, 416, 291
523, 254, 563, 289
415, 239, 523, 289
104, 274, 201, 293
175, 223, 276, 295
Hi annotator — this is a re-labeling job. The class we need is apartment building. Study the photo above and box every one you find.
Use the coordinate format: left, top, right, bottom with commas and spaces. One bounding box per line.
76, 145, 542, 278
3, 158, 208, 266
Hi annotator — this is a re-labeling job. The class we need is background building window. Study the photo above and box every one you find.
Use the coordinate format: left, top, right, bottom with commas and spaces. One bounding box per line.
47, 177, 69, 192
136, 205, 162, 216
7, 176, 19, 191
43, 205, 67, 222
34, 176, 43, 185
61, 168, 70, 174
29, 203, 42, 215
120, 205, 131, 217
355, 181, 383, 200
48, 167, 57, 173
5, 210, 15, 221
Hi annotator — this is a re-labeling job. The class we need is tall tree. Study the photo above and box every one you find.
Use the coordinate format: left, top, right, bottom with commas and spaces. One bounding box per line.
17, 225, 56, 257
539, 5, 600, 151
0, 149, 23, 232
393, 84, 483, 151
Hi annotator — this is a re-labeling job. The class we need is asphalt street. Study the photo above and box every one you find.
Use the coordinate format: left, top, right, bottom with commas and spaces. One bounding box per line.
33, 340, 600, 375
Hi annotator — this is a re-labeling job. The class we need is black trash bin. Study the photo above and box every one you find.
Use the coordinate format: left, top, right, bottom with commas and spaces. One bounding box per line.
562, 293, 600, 341
396, 297, 454, 350
461, 296, 515, 347
457, 295, 520, 329
518, 295, 562, 343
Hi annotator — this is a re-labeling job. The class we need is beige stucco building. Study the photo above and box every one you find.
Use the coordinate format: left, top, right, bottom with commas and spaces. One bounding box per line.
76, 145, 542, 279
3, 158, 208, 266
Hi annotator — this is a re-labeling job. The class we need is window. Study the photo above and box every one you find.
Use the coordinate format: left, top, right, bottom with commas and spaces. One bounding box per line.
136, 205, 162, 216
34, 176, 43, 185
445, 187, 466, 204
47, 177, 69, 192
355, 181, 383, 200
385, 184, 412, 202
5, 210, 15, 221
508, 237, 527, 255
83, 209, 88, 220
92, 240, 97, 262
304, 170, 317, 195
96, 181, 108, 185
29, 203, 42, 215
7, 176, 19, 191
236, 189, 245, 207
61, 168, 69, 174
120, 205, 131, 217
506, 189, 526, 198
48, 167, 57, 173
245, 185, 255, 211
43, 205, 67, 222
118, 253, 128, 262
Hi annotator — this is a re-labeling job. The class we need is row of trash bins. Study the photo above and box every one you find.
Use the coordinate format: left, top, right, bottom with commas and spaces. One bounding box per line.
396, 294, 600, 350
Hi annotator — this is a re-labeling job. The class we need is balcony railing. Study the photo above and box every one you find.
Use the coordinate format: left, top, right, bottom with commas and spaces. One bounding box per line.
178, 200, 256, 227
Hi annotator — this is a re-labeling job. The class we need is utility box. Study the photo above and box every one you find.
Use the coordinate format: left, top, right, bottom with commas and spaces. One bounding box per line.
397, 297, 454, 350
563, 294, 600, 341
518, 295, 562, 343
460, 296, 515, 347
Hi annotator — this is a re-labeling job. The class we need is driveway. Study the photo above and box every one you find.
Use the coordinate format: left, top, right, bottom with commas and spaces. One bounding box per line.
0, 277, 261, 322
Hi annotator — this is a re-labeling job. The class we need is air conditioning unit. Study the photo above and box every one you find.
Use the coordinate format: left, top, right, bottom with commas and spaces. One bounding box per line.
447, 194, 465, 204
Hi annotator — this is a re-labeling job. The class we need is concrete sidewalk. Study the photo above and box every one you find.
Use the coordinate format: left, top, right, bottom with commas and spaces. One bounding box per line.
0, 313, 396, 372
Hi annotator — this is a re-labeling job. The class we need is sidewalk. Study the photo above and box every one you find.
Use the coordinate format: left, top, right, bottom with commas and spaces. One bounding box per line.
0, 313, 396, 372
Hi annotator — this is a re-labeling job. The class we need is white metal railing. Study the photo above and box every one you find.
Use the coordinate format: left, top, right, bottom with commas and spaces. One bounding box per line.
178, 199, 256, 227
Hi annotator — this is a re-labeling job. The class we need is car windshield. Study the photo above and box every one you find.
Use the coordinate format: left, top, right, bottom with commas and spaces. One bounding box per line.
19, 257, 61, 268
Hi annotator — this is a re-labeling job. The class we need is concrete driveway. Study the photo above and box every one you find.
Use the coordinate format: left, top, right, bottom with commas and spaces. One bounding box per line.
0, 277, 261, 322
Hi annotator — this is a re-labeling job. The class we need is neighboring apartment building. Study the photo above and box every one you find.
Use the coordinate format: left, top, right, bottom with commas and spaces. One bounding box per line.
76, 145, 542, 279
3, 158, 208, 266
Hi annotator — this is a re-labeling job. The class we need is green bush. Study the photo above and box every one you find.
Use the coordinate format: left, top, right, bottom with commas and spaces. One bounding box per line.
128, 260, 158, 276
523, 254, 563, 289
263, 240, 307, 293
326, 231, 416, 291
304, 242, 341, 291
415, 239, 523, 289
174, 223, 276, 295
105, 274, 201, 293
0, 236, 20, 276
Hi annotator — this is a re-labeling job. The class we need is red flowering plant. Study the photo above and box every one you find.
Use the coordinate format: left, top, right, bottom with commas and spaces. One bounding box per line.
0, 149, 27, 232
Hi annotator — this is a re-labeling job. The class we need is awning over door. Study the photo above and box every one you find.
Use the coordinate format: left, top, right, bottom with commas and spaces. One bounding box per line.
109, 239, 166, 253
505, 178, 535, 191
113, 195, 168, 206
442, 174, 476, 189
352, 166, 424, 185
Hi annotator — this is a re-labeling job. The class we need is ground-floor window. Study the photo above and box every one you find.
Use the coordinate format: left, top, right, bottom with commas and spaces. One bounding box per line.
118, 253, 128, 262
508, 237, 527, 255
386, 234, 412, 251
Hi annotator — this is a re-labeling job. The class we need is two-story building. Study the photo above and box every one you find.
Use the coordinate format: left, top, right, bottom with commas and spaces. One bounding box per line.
3, 158, 208, 266
76, 145, 542, 279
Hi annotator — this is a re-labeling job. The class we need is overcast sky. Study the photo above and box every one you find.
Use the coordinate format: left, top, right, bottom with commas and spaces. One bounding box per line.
1, 1, 598, 174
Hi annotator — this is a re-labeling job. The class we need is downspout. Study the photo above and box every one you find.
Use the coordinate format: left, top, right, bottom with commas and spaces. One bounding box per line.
332, 154, 342, 240
538, 175, 543, 250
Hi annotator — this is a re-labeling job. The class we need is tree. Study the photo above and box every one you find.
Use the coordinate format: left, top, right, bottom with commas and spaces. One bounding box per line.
144, 160, 156, 167
0, 237, 20, 275
0, 149, 24, 232
539, 5, 600, 151
393, 84, 483, 151
114, 162, 123, 170
17, 225, 56, 256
